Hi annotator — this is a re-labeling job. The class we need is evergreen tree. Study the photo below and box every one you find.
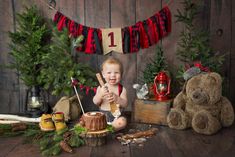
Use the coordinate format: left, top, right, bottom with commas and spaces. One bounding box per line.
40, 26, 98, 96
142, 45, 168, 85
176, 0, 224, 78
8, 6, 50, 87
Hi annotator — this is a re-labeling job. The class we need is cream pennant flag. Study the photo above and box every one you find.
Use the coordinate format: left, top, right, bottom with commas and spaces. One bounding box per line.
101, 28, 123, 55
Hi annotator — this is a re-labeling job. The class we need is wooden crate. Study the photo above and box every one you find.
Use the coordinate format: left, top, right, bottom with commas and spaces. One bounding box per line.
133, 99, 172, 125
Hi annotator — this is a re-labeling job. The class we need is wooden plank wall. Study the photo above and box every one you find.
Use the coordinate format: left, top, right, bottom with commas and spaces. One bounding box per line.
210, 0, 232, 98
231, 0, 235, 103
0, 0, 234, 114
0, 0, 19, 113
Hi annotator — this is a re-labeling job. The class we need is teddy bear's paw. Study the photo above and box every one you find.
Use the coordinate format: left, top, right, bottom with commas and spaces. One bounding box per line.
192, 110, 221, 135
192, 112, 208, 129
167, 109, 189, 130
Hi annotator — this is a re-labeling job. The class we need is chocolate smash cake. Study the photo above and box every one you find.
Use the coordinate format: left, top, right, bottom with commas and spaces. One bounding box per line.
80, 112, 107, 131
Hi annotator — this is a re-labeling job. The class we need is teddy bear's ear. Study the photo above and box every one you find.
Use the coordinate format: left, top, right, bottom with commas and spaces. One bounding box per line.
182, 81, 187, 94
208, 72, 222, 84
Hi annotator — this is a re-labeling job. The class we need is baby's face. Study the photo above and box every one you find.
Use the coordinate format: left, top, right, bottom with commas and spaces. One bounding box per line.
102, 63, 121, 85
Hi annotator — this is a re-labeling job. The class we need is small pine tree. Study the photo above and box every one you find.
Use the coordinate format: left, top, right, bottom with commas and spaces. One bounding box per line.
8, 6, 50, 87
40, 26, 98, 96
176, 0, 224, 78
142, 45, 168, 85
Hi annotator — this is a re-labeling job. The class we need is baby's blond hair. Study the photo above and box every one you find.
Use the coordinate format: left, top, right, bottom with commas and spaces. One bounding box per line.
101, 57, 123, 75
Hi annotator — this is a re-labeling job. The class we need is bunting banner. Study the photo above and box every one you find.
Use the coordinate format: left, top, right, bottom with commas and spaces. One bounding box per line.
53, 6, 171, 55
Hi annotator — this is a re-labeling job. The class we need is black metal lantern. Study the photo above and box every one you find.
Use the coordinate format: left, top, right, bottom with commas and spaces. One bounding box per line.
25, 86, 48, 118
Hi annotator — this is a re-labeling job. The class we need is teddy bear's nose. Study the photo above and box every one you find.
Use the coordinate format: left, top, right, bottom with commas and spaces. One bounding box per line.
193, 93, 199, 99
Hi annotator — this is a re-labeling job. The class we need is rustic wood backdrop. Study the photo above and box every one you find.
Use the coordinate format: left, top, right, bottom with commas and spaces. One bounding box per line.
0, 0, 234, 114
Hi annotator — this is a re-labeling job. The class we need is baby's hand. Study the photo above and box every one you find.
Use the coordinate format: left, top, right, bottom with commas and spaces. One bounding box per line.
100, 86, 109, 98
106, 92, 118, 103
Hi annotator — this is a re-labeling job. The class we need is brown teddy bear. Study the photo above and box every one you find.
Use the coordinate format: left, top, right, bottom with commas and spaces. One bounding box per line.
167, 72, 234, 135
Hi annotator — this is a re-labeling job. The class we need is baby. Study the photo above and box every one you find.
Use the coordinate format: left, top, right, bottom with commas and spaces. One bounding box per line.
93, 57, 128, 131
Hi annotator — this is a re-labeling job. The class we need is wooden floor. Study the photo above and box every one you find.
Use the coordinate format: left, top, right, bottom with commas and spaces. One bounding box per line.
1, 123, 235, 157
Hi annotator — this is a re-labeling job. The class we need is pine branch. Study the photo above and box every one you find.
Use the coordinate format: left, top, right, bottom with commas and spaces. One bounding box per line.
142, 46, 168, 84
40, 26, 98, 96
7, 6, 51, 87
176, 0, 224, 77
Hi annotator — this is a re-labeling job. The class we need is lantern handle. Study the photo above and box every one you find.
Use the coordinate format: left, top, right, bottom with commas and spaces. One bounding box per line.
166, 78, 171, 95
154, 76, 160, 95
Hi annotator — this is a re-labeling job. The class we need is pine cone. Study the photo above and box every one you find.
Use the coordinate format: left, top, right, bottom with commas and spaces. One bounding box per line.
11, 123, 27, 132
60, 140, 73, 153
33, 133, 44, 141
63, 131, 73, 142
